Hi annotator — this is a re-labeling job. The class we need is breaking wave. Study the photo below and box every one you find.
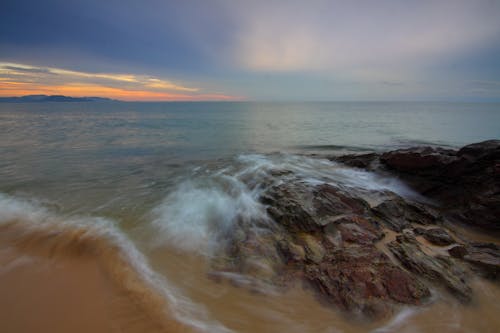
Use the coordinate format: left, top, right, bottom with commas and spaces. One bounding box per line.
0, 192, 232, 333
150, 153, 424, 254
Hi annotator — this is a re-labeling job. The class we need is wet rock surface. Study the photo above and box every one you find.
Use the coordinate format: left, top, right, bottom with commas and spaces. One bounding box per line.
378, 140, 499, 230
210, 140, 500, 320
463, 242, 500, 279
388, 233, 471, 302
414, 227, 455, 246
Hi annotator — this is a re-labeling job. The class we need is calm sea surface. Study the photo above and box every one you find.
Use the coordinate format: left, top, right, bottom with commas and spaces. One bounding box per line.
1, 101, 500, 332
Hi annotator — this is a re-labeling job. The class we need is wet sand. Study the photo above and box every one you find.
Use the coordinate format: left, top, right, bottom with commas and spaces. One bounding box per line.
148, 226, 500, 333
1, 216, 500, 333
0, 220, 191, 333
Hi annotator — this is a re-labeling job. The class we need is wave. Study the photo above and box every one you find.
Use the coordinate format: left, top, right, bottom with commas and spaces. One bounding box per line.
0, 193, 232, 333
150, 153, 425, 254
150, 169, 271, 255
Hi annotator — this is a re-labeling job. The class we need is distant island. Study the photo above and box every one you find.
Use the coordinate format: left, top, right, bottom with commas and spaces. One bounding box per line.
0, 95, 115, 102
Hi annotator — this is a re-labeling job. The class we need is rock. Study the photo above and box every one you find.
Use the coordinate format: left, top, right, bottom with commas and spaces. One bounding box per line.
380, 146, 457, 174
209, 140, 500, 320
261, 182, 369, 232
305, 245, 430, 318
313, 184, 369, 221
449, 245, 468, 258
333, 153, 379, 169
338, 140, 500, 230
372, 198, 437, 232
325, 215, 383, 245
457, 140, 500, 159
415, 227, 455, 246
462, 242, 500, 279
262, 183, 318, 232
278, 239, 306, 263
299, 234, 325, 263
388, 234, 471, 302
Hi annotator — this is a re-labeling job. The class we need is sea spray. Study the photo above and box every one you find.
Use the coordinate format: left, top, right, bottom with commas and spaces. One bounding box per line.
150, 153, 426, 254
150, 175, 270, 255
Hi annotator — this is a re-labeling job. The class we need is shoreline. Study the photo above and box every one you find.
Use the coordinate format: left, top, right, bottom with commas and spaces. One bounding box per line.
0, 140, 498, 332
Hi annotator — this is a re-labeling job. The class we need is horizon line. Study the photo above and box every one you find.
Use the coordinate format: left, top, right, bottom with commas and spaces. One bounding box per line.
1, 94, 499, 103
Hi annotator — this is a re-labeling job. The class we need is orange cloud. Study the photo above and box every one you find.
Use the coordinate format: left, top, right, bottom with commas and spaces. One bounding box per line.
0, 62, 242, 101
0, 81, 241, 101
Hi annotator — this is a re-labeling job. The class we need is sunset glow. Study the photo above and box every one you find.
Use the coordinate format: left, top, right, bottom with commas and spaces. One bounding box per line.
1, 1, 500, 100
0, 62, 241, 101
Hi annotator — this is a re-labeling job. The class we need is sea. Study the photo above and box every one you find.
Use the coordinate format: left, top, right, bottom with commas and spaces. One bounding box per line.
0, 101, 499, 332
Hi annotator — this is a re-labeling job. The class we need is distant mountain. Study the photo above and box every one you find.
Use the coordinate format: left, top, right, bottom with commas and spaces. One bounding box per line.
0, 95, 116, 102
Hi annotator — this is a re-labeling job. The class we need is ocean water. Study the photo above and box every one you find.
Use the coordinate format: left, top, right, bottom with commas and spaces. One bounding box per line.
1, 101, 499, 216
1, 101, 500, 332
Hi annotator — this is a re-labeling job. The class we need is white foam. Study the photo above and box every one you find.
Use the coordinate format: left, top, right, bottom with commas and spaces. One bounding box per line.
151, 175, 269, 254
0, 248, 37, 276
151, 153, 427, 255
0, 192, 233, 333
236, 153, 423, 199
371, 307, 420, 333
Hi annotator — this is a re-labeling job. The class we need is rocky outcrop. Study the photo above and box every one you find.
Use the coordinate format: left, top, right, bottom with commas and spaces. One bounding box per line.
304, 245, 430, 318
388, 233, 471, 302
261, 183, 369, 232
335, 140, 500, 230
371, 198, 437, 232
381, 146, 458, 174
462, 242, 500, 279
211, 140, 499, 321
448, 242, 500, 279
414, 227, 455, 246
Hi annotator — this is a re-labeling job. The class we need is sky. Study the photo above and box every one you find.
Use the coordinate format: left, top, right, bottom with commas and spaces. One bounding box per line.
1, 0, 500, 101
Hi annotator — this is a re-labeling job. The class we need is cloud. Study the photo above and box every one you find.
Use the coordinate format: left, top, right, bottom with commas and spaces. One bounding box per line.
2, 65, 52, 74
0, 62, 198, 91
1, 1, 499, 100
222, 0, 500, 79
0, 62, 241, 100
0, 81, 237, 101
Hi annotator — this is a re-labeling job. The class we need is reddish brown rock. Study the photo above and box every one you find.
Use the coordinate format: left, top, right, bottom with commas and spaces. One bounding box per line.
372, 197, 437, 232
213, 141, 500, 320
380, 146, 457, 174
414, 227, 455, 246
261, 182, 369, 232
305, 245, 430, 318
388, 234, 471, 302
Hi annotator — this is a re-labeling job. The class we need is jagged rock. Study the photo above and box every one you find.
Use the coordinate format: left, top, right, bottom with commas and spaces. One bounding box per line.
380, 146, 457, 174
313, 184, 369, 221
299, 234, 325, 263
305, 245, 430, 318
325, 215, 383, 245
449, 245, 468, 258
212, 140, 499, 320
261, 183, 318, 232
414, 227, 455, 246
463, 242, 500, 279
457, 140, 500, 159
261, 182, 369, 232
333, 153, 379, 169
372, 197, 437, 231
388, 234, 471, 302
337, 140, 500, 230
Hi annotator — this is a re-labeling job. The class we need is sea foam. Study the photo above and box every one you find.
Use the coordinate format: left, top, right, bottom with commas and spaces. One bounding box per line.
150, 153, 425, 254
0, 192, 233, 333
